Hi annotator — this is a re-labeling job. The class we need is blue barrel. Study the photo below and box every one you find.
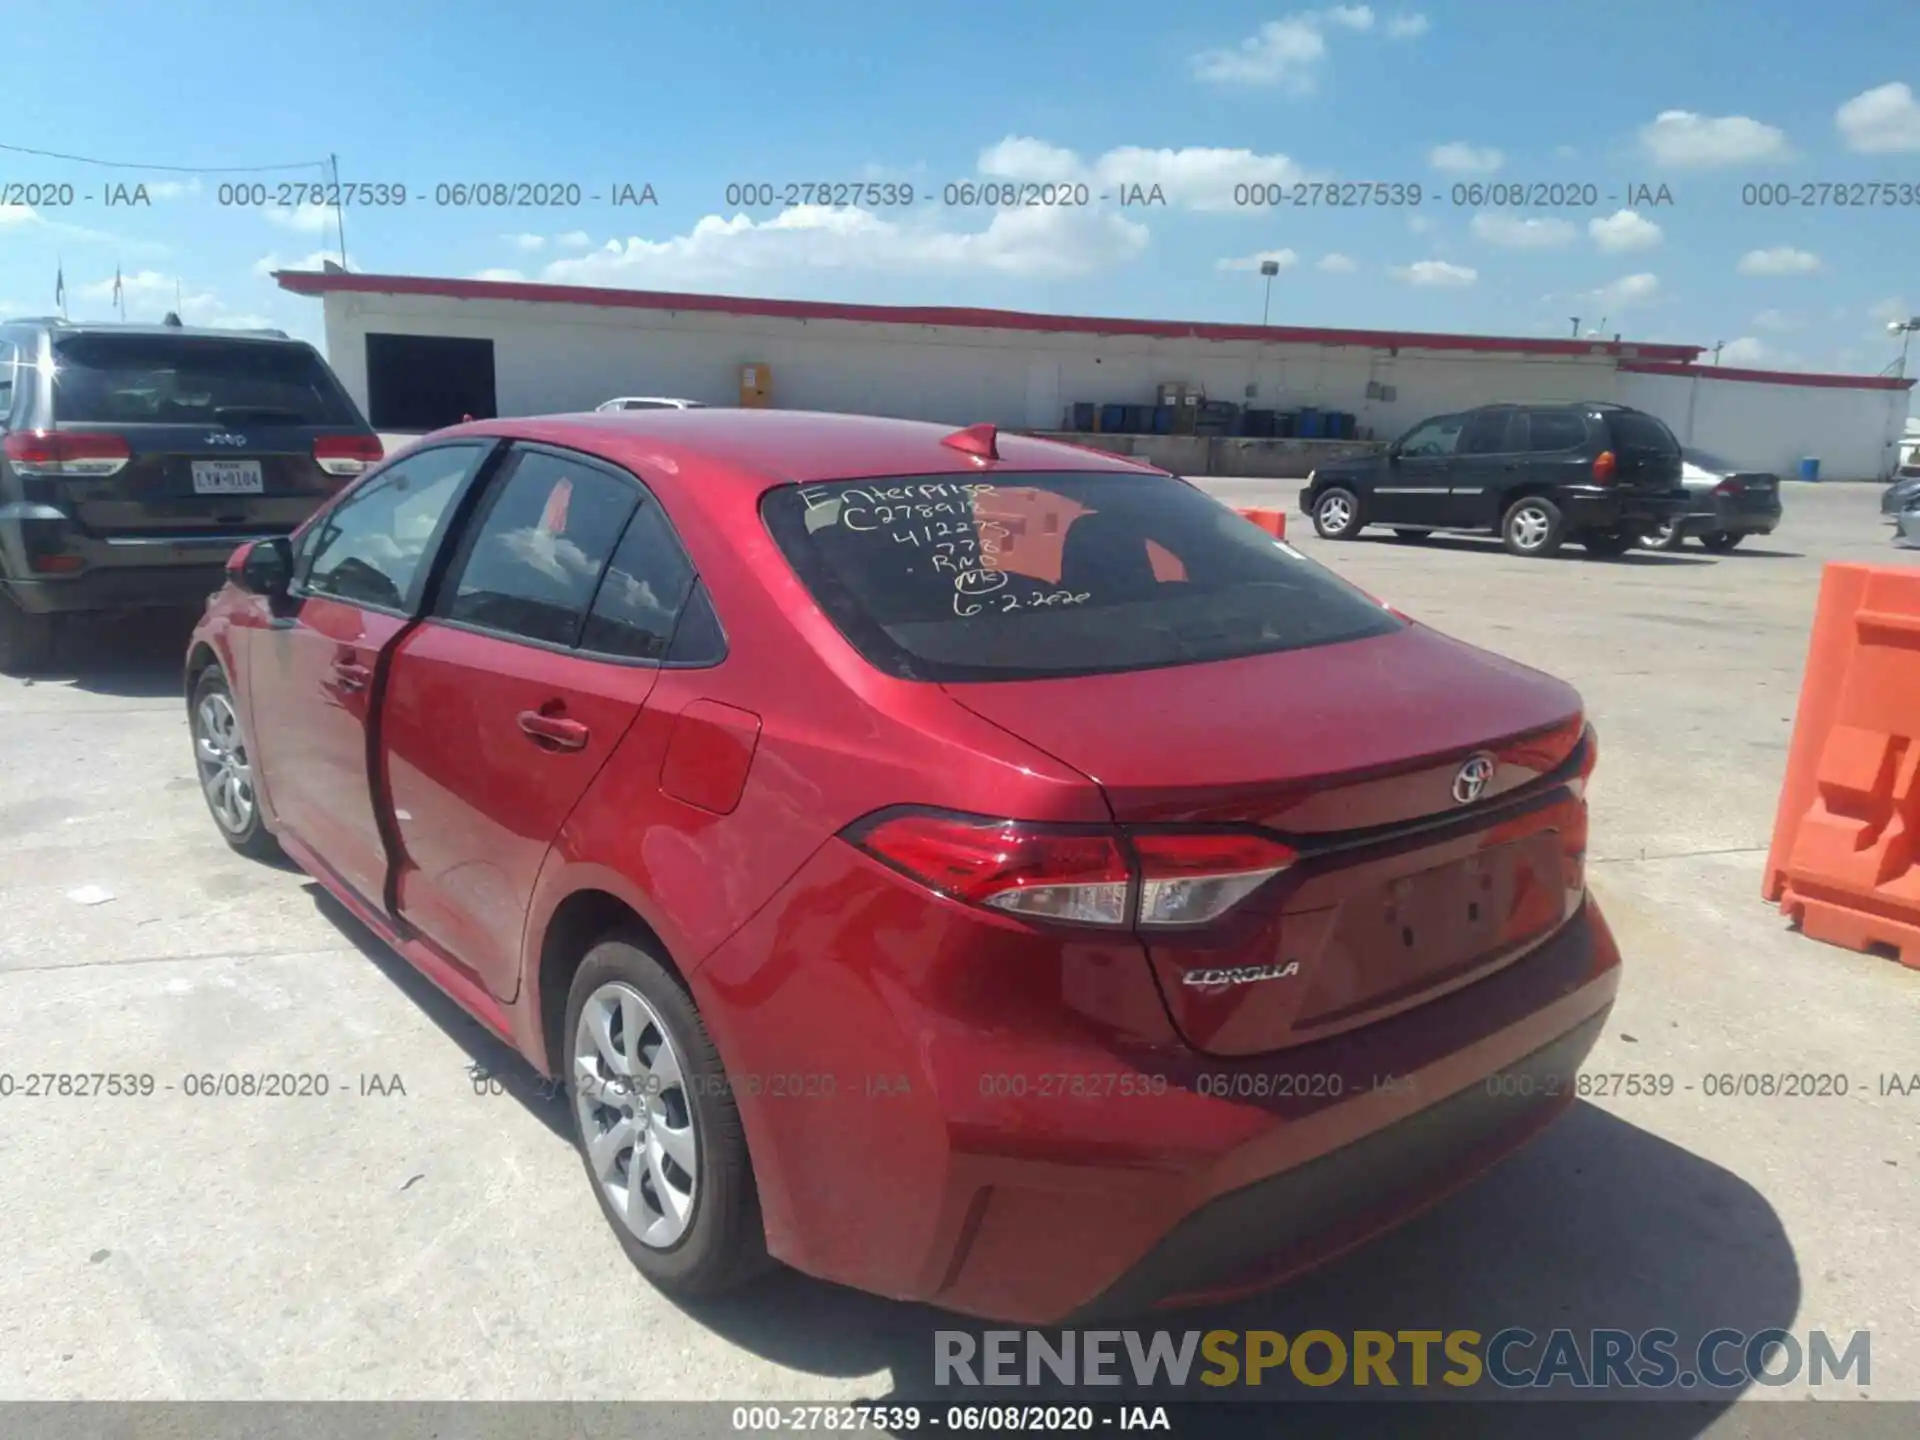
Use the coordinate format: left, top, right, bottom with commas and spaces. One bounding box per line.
1798, 457, 1820, 483
1100, 404, 1126, 433
1152, 405, 1173, 434
1297, 408, 1323, 439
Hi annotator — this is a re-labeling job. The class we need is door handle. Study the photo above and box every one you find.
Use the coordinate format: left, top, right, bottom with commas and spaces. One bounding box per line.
330, 659, 372, 691
518, 709, 590, 751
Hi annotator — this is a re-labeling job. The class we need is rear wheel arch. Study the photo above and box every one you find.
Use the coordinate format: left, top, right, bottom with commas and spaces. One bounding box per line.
185, 641, 222, 708
535, 887, 683, 1079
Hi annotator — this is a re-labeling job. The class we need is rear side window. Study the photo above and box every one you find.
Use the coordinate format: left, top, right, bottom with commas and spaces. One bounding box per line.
1524, 411, 1590, 452
1606, 410, 1681, 455
49, 335, 360, 427
1459, 410, 1517, 455
579, 501, 697, 660
442, 450, 638, 647
763, 471, 1403, 682
0, 342, 16, 421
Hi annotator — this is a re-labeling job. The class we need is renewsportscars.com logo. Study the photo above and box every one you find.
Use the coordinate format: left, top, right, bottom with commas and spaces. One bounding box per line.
935, 1327, 1872, 1393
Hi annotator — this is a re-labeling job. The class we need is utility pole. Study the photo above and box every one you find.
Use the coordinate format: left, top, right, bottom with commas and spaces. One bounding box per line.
330, 153, 349, 270
1711, 341, 1724, 364
1569, 317, 1580, 338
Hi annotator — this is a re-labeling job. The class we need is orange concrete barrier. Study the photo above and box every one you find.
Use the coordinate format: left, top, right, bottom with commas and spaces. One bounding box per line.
1238, 507, 1287, 540
1764, 562, 1920, 971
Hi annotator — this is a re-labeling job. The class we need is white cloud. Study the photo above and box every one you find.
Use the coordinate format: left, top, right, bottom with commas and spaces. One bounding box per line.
1588, 208, 1663, 253
1217, 248, 1299, 273
1390, 259, 1476, 287
1752, 308, 1795, 331
1737, 246, 1821, 276
1716, 337, 1769, 365
251, 249, 345, 278
264, 203, 336, 234
472, 268, 527, 282
506, 233, 546, 252
1590, 272, 1660, 310
1317, 252, 1358, 272
0, 202, 169, 256
1869, 297, 1913, 324
977, 137, 1318, 211
1640, 110, 1789, 167
1837, 82, 1920, 153
1190, 6, 1417, 92
146, 178, 202, 201
1469, 212, 1576, 248
556, 231, 593, 249
1429, 142, 1503, 174
74, 269, 271, 328
0, 204, 34, 228
539, 204, 1151, 287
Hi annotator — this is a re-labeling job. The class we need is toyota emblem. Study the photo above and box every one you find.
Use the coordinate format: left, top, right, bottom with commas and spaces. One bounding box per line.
1451, 754, 1496, 805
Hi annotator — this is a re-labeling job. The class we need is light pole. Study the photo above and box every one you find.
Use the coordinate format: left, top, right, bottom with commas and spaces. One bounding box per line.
1259, 258, 1280, 325
1569, 317, 1581, 338
1888, 317, 1920, 377
1711, 341, 1725, 365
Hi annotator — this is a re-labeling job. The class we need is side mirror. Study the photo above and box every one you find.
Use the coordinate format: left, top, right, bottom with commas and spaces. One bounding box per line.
1386, 442, 1402, 462
229, 536, 292, 598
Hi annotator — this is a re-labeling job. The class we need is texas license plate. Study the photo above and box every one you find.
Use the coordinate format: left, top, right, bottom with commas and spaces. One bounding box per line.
191, 460, 264, 495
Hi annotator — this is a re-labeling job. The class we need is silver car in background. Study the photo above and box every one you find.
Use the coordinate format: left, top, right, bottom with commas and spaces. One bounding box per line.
1640, 449, 1783, 552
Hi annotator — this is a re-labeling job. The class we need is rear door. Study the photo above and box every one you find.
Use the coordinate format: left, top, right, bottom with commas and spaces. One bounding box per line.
1378, 413, 1465, 525
1448, 409, 1526, 527
47, 331, 374, 549
382, 444, 692, 1003
247, 442, 496, 908
1601, 409, 1685, 499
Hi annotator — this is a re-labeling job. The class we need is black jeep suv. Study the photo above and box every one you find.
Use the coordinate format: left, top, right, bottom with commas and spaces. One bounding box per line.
1302, 401, 1687, 558
0, 318, 380, 672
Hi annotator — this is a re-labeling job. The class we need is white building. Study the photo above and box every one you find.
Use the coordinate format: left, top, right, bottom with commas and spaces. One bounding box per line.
278, 271, 1915, 481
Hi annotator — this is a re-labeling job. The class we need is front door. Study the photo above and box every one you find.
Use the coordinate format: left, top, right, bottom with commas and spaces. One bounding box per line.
1376, 413, 1465, 525
248, 441, 494, 908
383, 445, 699, 1002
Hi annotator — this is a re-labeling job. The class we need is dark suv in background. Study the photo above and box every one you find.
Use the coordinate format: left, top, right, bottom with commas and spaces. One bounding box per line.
0, 318, 380, 672
1303, 401, 1687, 558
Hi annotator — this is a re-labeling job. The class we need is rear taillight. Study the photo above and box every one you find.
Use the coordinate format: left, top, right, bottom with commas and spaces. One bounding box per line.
3, 430, 131, 477
313, 434, 384, 478
1713, 477, 1745, 496
1591, 450, 1616, 485
847, 810, 1296, 928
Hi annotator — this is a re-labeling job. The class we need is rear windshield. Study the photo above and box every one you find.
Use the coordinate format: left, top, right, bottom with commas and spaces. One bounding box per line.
1605, 410, 1680, 455
51, 335, 361, 427
762, 471, 1404, 682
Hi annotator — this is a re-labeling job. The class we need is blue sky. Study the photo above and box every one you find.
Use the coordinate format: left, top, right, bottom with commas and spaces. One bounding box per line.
3, 0, 1917, 393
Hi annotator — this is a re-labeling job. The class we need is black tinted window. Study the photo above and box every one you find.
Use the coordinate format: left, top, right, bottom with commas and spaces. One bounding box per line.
1397, 415, 1465, 457
50, 335, 360, 426
1606, 411, 1680, 454
301, 445, 488, 611
1525, 411, 1590, 452
1459, 410, 1516, 455
763, 472, 1402, 682
0, 343, 16, 419
580, 501, 697, 660
664, 583, 727, 665
444, 450, 637, 647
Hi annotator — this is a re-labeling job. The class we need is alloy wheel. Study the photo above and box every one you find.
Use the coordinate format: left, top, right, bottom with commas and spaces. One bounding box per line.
573, 982, 700, 1249
1510, 504, 1552, 552
1318, 494, 1353, 531
194, 691, 256, 835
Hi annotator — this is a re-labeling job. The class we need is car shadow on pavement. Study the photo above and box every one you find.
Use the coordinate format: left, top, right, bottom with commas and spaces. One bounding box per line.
1706, 547, 1805, 560
668, 1102, 1802, 1438
302, 883, 574, 1142
19, 608, 200, 699
1364, 534, 1716, 567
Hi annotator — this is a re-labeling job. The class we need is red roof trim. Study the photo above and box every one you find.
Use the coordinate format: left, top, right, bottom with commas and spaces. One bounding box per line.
274, 270, 1703, 362
1619, 359, 1916, 392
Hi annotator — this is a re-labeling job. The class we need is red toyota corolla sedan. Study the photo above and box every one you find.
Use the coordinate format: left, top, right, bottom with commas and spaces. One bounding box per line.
184, 409, 1619, 1324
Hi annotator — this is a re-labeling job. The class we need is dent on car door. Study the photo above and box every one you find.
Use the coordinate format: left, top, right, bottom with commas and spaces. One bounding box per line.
247, 441, 496, 907
380, 445, 693, 1004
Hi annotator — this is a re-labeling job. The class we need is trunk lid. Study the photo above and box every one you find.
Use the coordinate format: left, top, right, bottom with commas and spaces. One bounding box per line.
944, 624, 1591, 1056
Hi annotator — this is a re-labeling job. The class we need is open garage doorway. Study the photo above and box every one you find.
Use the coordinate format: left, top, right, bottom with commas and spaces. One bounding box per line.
364, 333, 497, 430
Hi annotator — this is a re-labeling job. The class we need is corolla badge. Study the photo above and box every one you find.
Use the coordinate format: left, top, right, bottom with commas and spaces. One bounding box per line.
205, 433, 248, 446
1452, 753, 1497, 805
1181, 961, 1300, 988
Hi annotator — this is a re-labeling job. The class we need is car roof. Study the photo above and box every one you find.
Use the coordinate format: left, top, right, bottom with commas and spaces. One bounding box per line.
426, 409, 1168, 497
7, 319, 297, 342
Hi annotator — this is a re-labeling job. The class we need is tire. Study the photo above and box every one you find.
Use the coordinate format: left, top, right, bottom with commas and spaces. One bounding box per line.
1641, 518, 1685, 551
1700, 531, 1744, 553
189, 665, 283, 862
565, 934, 771, 1299
1581, 529, 1636, 558
1311, 487, 1365, 540
0, 586, 56, 676
1391, 528, 1432, 542
1500, 496, 1566, 558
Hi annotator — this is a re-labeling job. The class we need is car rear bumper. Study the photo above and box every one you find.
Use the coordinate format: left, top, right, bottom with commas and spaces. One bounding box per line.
690, 839, 1622, 1324
1558, 487, 1686, 532
1676, 497, 1781, 538
1, 512, 272, 614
